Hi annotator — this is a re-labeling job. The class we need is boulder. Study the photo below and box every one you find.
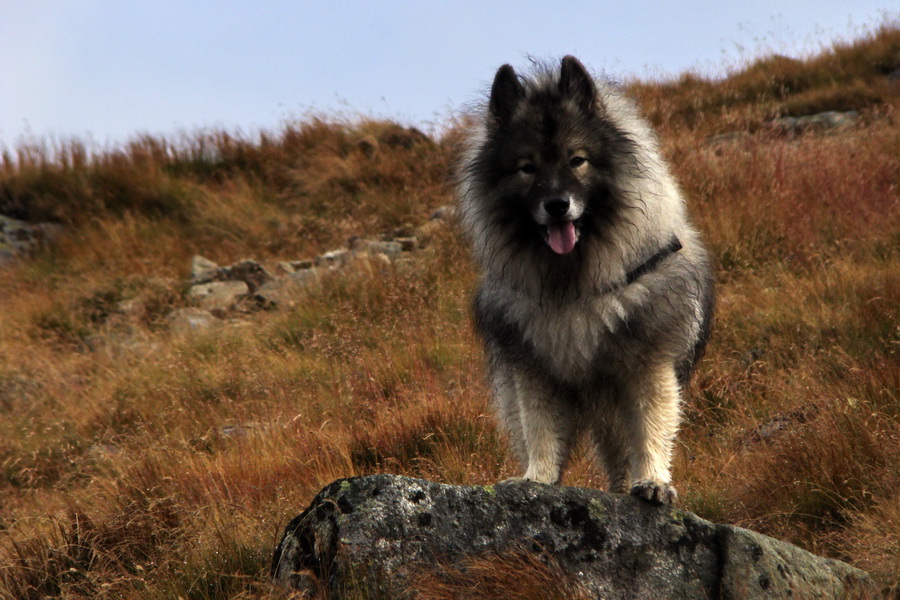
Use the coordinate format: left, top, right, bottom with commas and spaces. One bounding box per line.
271, 475, 877, 599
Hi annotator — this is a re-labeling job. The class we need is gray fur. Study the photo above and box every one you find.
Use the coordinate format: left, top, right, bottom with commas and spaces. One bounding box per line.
458, 56, 714, 504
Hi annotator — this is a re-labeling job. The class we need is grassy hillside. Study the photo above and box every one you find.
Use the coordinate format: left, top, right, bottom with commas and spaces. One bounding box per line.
1, 23, 898, 599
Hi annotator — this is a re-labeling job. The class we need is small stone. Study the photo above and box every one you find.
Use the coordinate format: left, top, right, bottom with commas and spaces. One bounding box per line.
291, 259, 315, 271
254, 270, 320, 309
771, 110, 859, 135
394, 237, 418, 252
188, 280, 249, 311
0, 215, 63, 267
222, 259, 275, 293
166, 308, 218, 333
276, 261, 296, 275
115, 297, 144, 317
415, 220, 444, 247
190, 255, 220, 284
316, 249, 349, 268
364, 241, 403, 258
392, 223, 417, 238
430, 205, 452, 221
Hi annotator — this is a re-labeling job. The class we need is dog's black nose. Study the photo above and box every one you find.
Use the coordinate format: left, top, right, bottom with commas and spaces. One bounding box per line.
543, 198, 570, 218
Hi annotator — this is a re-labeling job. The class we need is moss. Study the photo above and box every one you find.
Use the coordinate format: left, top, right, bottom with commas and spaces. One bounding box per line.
588, 498, 608, 523
669, 508, 690, 523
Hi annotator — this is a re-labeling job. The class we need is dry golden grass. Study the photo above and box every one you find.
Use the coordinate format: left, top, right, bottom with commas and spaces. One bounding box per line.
407, 549, 593, 600
0, 24, 898, 599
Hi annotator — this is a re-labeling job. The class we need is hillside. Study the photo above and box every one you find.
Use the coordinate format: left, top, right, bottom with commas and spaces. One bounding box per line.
1, 24, 898, 599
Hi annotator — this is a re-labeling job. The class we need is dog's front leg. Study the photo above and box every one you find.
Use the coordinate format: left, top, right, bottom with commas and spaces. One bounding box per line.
623, 361, 682, 504
514, 372, 576, 484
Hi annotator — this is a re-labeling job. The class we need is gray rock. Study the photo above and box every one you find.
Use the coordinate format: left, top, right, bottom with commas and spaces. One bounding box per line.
0, 214, 62, 266
430, 205, 452, 221
188, 280, 249, 311
276, 261, 296, 275
190, 255, 220, 284
253, 269, 320, 309
316, 249, 350, 268
771, 111, 859, 134
271, 475, 877, 599
290, 259, 315, 271
392, 223, 417, 238
362, 240, 403, 259
166, 307, 219, 333
221, 259, 274, 293
394, 237, 418, 252
189, 256, 274, 293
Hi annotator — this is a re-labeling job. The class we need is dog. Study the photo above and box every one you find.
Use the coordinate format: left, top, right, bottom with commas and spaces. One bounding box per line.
457, 56, 714, 504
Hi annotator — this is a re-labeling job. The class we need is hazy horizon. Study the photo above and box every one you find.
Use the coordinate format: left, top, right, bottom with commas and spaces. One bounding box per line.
2, 2, 896, 150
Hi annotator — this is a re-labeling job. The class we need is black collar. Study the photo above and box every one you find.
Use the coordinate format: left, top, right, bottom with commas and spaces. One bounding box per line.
624, 236, 682, 285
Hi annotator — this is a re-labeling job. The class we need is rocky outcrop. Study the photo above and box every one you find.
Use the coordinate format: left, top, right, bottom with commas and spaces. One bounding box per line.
169, 207, 453, 333
271, 474, 877, 600
705, 110, 861, 148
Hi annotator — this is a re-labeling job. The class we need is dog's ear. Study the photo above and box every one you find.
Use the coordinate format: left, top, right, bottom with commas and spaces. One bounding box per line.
489, 64, 524, 126
559, 56, 595, 112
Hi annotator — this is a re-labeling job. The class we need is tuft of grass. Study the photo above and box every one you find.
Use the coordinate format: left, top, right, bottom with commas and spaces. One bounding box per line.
406, 548, 593, 600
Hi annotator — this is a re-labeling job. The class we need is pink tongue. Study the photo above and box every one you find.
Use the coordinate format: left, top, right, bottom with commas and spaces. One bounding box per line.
547, 221, 577, 255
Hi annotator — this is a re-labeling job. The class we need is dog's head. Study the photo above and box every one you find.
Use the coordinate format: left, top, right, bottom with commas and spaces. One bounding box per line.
475, 56, 631, 257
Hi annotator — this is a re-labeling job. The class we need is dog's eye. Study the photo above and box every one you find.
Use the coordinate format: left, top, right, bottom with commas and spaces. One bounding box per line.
518, 162, 537, 175
569, 156, 588, 168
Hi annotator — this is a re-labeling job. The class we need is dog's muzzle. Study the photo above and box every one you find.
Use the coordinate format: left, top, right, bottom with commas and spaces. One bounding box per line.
539, 197, 582, 255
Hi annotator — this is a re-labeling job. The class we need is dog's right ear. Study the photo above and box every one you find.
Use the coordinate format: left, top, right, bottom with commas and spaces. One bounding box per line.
489, 64, 524, 126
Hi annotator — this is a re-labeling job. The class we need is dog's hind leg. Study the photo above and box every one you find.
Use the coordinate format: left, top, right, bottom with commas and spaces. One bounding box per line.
590, 405, 633, 494
491, 364, 528, 467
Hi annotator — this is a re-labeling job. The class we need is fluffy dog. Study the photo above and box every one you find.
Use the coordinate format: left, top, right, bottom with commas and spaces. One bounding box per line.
457, 56, 714, 503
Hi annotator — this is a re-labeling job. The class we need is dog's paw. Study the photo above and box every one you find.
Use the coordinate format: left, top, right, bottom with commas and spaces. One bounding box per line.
630, 480, 678, 504
497, 476, 528, 485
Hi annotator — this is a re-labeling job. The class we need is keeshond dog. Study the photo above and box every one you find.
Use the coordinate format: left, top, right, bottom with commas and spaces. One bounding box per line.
457, 56, 714, 504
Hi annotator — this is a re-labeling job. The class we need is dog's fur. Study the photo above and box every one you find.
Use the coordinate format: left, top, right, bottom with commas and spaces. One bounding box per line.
457, 56, 714, 504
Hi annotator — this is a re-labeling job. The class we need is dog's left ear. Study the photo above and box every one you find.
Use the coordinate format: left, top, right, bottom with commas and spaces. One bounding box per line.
559, 56, 595, 112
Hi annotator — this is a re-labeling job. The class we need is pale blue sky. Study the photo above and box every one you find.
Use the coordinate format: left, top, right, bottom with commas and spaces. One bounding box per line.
1, 2, 896, 149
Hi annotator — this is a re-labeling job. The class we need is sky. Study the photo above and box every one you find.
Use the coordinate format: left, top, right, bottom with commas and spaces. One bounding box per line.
1, 2, 896, 150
